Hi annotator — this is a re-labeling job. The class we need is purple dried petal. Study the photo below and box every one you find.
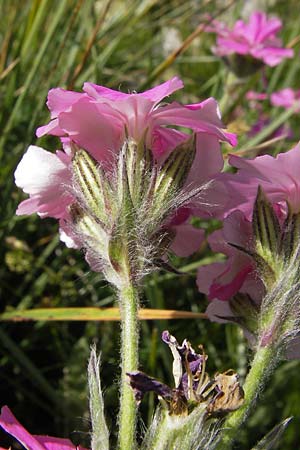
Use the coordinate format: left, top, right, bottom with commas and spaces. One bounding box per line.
178, 338, 201, 363
161, 330, 177, 345
127, 371, 172, 403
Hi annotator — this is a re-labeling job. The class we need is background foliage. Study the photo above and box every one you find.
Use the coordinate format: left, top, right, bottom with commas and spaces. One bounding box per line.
1, 0, 300, 448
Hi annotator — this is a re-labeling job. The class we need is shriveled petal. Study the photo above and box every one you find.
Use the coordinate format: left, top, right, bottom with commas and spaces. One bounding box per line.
127, 371, 172, 403
14, 146, 73, 219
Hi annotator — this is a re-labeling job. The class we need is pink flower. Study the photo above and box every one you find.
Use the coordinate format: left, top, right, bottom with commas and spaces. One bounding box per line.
221, 143, 300, 220
0, 406, 87, 450
15, 77, 236, 257
210, 11, 293, 67
245, 91, 268, 102
270, 88, 300, 112
197, 210, 263, 303
197, 144, 300, 322
247, 115, 293, 140
36, 77, 236, 162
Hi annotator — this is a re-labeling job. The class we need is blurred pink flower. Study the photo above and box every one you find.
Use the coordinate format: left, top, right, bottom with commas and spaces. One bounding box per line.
246, 91, 268, 102
210, 11, 293, 67
0, 406, 87, 450
247, 115, 293, 140
15, 77, 236, 257
270, 88, 300, 112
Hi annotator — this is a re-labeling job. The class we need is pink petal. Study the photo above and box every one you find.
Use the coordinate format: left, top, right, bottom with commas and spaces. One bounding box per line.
247, 12, 282, 43
187, 134, 224, 187
139, 76, 184, 103
59, 219, 80, 249
14, 145, 73, 219
46, 88, 86, 119
170, 224, 205, 257
151, 127, 188, 158
0, 407, 87, 450
83, 82, 130, 100
270, 88, 300, 111
254, 47, 294, 66
35, 435, 86, 450
208, 262, 252, 301
153, 98, 237, 145
36, 118, 64, 138
84, 76, 183, 104
58, 98, 124, 164
205, 299, 235, 323
226, 144, 300, 216
197, 262, 226, 296
0, 406, 45, 450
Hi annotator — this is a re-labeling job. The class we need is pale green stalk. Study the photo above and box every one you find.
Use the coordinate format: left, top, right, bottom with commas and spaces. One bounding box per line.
217, 346, 275, 450
118, 281, 139, 450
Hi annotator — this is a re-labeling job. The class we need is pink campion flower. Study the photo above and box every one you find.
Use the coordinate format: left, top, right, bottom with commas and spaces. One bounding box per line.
197, 144, 300, 321
15, 77, 236, 258
209, 11, 293, 67
0, 406, 87, 450
270, 88, 300, 112
36, 77, 236, 162
220, 143, 300, 221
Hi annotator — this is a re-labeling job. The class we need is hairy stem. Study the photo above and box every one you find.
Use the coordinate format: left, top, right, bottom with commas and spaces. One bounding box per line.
217, 346, 275, 450
118, 281, 139, 450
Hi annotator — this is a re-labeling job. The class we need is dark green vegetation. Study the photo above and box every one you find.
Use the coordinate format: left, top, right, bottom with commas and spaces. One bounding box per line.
1, 1, 300, 448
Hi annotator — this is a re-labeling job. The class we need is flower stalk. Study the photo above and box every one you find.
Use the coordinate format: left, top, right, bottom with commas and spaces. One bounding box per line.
118, 281, 140, 450
217, 345, 275, 450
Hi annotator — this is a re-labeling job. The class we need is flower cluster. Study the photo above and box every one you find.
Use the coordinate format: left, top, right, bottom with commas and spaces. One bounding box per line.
15, 77, 236, 284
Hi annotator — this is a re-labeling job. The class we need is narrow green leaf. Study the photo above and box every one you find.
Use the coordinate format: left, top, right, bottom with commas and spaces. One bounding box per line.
251, 417, 293, 450
0, 307, 207, 322
88, 347, 109, 450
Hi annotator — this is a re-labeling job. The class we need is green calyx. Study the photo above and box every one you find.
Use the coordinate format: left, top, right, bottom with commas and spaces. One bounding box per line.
70, 136, 197, 285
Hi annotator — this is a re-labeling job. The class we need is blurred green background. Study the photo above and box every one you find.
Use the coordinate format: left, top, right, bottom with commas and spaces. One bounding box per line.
1, 0, 300, 448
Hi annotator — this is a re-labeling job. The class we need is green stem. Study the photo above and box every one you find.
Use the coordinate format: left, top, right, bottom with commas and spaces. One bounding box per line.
118, 281, 139, 450
217, 346, 275, 450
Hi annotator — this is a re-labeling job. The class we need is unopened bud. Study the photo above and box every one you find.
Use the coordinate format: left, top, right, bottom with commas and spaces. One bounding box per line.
72, 149, 111, 224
